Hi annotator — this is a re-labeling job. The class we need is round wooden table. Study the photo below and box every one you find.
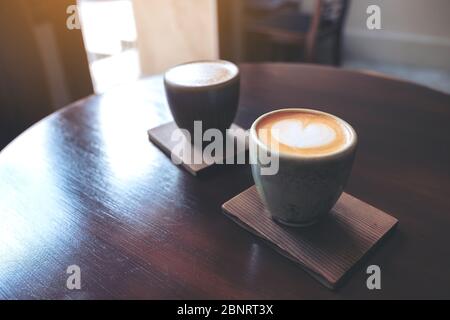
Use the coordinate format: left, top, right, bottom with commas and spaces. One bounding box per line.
1, 64, 449, 299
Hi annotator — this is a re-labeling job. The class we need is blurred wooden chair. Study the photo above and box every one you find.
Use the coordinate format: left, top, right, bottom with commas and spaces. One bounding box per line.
0, 0, 92, 150
245, 0, 299, 19
246, 0, 351, 65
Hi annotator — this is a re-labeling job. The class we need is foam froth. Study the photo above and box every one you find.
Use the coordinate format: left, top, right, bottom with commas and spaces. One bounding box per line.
256, 110, 352, 156
271, 120, 336, 149
165, 61, 238, 87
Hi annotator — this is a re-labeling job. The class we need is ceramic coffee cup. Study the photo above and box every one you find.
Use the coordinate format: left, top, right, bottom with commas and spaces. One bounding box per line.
164, 60, 240, 140
250, 108, 358, 227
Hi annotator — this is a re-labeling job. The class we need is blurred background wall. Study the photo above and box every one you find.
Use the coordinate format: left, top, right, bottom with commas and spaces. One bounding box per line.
75, 0, 450, 94
344, 0, 450, 69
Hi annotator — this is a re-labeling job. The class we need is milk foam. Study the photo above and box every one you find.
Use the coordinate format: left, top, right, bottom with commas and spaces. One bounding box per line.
165, 61, 238, 87
256, 110, 351, 156
271, 119, 336, 148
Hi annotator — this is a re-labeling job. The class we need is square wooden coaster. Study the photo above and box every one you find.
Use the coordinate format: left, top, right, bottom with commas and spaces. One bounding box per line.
222, 186, 398, 289
148, 122, 248, 176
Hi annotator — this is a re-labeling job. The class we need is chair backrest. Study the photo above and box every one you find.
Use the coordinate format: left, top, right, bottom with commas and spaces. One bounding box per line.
305, 0, 350, 62
320, 0, 350, 30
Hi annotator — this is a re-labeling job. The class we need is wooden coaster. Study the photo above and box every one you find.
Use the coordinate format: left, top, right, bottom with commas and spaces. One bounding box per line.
222, 186, 398, 289
148, 122, 248, 176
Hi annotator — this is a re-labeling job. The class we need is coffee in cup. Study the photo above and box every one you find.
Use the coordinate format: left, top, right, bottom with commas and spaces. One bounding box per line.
256, 110, 352, 156
250, 108, 357, 226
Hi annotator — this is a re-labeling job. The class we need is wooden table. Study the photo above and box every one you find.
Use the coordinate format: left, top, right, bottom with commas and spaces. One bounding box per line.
1, 64, 449, 299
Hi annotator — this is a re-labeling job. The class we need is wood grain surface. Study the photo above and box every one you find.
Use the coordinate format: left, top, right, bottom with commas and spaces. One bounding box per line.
222, 186, 398, 289
148, 122, 248, 176
0, 64, 449, 299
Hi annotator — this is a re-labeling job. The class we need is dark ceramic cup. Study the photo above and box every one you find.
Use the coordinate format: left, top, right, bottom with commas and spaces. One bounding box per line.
164, 60, 240, 141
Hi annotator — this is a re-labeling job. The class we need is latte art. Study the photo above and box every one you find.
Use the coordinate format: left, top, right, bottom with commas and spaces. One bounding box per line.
165, 61, 238, 87
257, 110, 352, 156
271, 120, 337, 149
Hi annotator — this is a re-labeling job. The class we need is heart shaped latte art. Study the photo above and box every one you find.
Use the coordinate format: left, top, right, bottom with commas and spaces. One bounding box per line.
271, 119, 336, 148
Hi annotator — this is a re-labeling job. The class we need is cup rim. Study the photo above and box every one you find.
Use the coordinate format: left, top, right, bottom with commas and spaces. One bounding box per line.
164, 60, 240, 90
250, 108, 358, 161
